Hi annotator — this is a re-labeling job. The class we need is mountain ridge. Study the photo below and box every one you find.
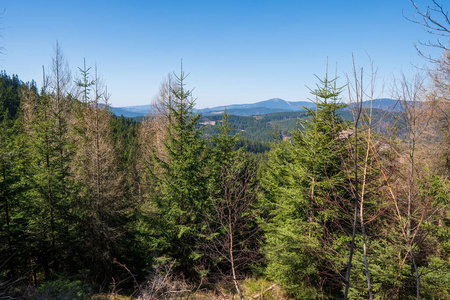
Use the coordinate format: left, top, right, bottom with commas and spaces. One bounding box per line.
109, 97, 401, 118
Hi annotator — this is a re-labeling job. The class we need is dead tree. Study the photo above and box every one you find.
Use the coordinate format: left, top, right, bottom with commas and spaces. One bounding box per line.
204, 153, 260, 300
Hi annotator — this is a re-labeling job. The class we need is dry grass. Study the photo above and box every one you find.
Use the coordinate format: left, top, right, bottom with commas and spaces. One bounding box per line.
106, 258, 290, 299
96, 278, 289, 300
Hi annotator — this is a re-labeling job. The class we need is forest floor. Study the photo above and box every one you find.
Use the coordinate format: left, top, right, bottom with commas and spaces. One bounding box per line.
92, 278, 288, 299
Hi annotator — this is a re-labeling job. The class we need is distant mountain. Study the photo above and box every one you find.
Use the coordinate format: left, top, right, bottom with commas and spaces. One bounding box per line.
109, 98, 403, 118
109, 105, 152, 118
110, 98, 315, 117
348, 98, 404, 112
198, 98, 317, 116
119, 105, 153, 114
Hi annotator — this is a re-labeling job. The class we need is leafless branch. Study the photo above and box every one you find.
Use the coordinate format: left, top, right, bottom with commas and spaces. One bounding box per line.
406, 0, 450, 63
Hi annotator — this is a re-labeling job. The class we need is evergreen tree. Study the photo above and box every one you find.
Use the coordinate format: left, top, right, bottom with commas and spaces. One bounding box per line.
20, 81, 68, 279
16, 46, 76, 280
149, 67, 210, 277
71, 62, 125, 280
0, 75, 36, 280
136, 74, 178, 206
260, 74, 352, 299
0, 72, 22, 121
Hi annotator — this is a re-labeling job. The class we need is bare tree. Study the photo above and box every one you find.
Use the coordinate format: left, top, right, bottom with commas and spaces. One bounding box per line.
407, 0, 450, 136
204, 153, 260, 300
344, 58, 381, 300
406, 0, 450, 63
361, 72, 438, 299
50, 41, 72, 117
390, 73, 429, 299
71, 61, 124, 278
136, 74, 179, 204
0, 15, 4, 55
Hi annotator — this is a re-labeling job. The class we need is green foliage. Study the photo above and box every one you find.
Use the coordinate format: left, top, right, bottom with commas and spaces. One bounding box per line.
201, 111, 303, 142
3, 58, 450, 300
204, 110, 262, 280
148, 69, 210, 277
420, 256, 450, 299
415, 175, 450, 299
199, 108, 397, 143
20, 86, 76, 279
241, 278, 286, 299
0, 73, 36, 280
260, 74, 352, 299
75, 58, 95, 104
211, 110, 239, 163
0, 71, 27, 121
36, 279, 92, 300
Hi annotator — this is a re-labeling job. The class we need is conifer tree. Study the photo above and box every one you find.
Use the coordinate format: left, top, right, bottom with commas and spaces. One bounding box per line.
261, 73, 352, 299
20, 77, 66, 279
0, 111, 16, 279
136, 74, 178, 205
150, 66, 210, 277
0, 75, 34, 279
16, 45, 76, 279
71, 62, 125, 278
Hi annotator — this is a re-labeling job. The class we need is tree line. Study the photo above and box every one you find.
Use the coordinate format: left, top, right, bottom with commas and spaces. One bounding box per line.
1, 2, 450, 297
1, 56, 450, 299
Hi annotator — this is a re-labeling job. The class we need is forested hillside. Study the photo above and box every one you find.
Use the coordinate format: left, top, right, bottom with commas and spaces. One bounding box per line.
199, 108, 398, 143
2, 2, 450, 299
2, 55, 450, 299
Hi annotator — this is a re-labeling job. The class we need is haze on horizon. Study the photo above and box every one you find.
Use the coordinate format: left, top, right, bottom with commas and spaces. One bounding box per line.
0, 0, 439, 109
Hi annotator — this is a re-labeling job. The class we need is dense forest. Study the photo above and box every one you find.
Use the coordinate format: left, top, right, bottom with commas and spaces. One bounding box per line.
2, 3, 450, 300
198, 107, 398, 144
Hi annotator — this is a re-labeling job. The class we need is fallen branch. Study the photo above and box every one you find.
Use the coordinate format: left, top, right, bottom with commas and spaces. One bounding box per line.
113, 258, 142, 297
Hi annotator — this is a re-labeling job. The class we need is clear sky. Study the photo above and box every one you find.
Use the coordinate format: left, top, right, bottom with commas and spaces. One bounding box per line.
0, 0, 441, 108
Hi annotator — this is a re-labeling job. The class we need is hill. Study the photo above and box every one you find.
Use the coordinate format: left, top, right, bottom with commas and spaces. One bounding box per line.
200, 107, 399, 142
110, 98, 404, 118
198, 98, 316, 116
110, 98, 315, 117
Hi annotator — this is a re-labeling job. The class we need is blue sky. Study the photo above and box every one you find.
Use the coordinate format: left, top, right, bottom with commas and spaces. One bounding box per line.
0, 0, 441, 108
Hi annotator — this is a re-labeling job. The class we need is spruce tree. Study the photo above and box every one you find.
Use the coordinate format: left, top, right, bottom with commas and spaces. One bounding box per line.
18, 47, 76, 279
150, 67, 210, 277
71, 62, 125, 279
261, 73, 352, 299
0, 75, 34, 279
21, 82, 66, 279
